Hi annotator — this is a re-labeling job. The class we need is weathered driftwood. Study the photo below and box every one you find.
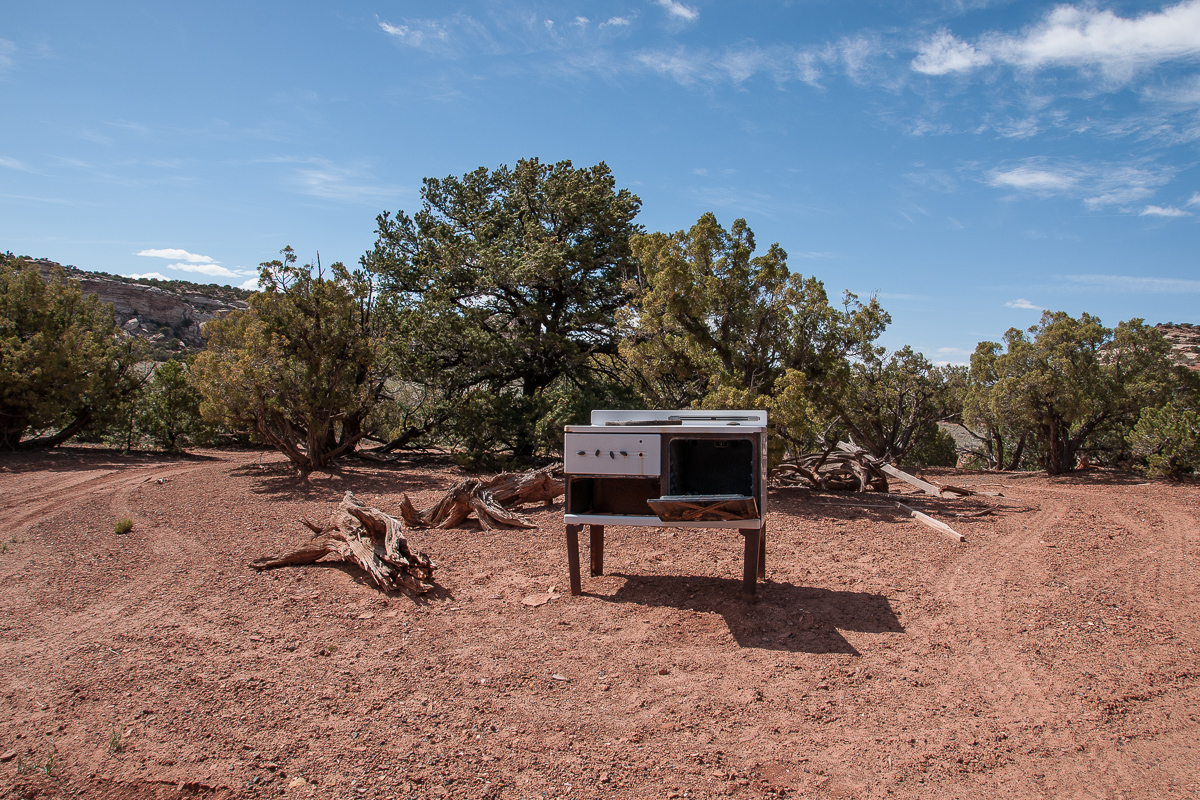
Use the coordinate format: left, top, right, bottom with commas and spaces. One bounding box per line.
894, 501, 965, 542
397, 463, 564, 531
250, 491, 436, 594
773, 440, 983, 497
772, 449, 889, 492
647, 495, 759, 522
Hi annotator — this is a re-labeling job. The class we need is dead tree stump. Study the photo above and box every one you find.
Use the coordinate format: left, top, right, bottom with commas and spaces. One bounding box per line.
250, 491, 436, 595
397, 463, 564, 530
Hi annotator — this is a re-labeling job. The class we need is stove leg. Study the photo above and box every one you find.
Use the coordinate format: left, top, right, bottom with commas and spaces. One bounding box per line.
741, 527, 760, 603
566, 524, 583, 596
589, 525, 605, 577
758, 522, 767, 580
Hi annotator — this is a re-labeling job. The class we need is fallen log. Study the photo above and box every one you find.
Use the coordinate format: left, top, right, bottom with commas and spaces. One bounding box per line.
894, 501, 965, 543
398, 463, 564, 530
250, 491, 436, 594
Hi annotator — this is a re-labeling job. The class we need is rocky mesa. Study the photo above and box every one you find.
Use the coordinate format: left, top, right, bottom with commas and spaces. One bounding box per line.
33, 258, 250, 350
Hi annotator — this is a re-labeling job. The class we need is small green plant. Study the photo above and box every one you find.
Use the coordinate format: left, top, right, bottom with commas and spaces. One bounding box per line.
43, 750, 53, 776
108, 727, 122, 754
114, 518, 133, 535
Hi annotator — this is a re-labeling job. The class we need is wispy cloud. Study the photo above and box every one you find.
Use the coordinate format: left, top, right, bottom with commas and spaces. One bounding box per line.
601, 16, 632, 28
655, 0, 698, 22
1140, 204, 1190, 216
985, 158, 1172, 209
1005, 298, 1043, 309
0, 38, 14, 73
288, 161, 407, 205
124, 272, 170, 281
1058, 273, 1200, 293
0, 156, 34, 172
239, 276, 261, 291
936, 346, 973, 356
378, 19, 451, 50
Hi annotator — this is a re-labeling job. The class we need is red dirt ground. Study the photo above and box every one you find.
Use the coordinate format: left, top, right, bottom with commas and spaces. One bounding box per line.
1, 448, 1197, 800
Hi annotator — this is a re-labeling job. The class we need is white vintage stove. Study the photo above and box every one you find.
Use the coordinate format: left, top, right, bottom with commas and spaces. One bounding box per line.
562, 409, 769, 601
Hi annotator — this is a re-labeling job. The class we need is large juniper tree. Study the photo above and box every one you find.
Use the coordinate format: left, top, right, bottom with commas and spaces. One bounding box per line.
364, 158, 642, 459
192, 248, 391, 474
0, 253, 143, 449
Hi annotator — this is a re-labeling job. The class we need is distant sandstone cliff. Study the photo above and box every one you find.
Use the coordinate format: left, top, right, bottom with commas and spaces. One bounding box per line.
1158, 323, 1200, 372
32, 259, 250, 350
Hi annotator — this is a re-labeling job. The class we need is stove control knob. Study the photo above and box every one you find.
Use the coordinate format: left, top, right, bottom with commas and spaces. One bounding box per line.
595, 449, 601, 456
576, 451, 586, 456
609, 450, 615, 458
620, 450, 628, 456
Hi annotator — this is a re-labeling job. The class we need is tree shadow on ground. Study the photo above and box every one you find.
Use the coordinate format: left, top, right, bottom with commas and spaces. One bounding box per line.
234, 460, 451, 503
1046, 469, 1164, 487
596, 573, 903, 655
0, 446, 221, 475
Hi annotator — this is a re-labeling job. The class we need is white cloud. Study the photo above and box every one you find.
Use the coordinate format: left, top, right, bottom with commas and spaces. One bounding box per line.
1188, 192, 1200, 205
1059, 273, 1200, 292
167, 262, 251, 279
656, 0, 698, 22
601, 16, 631, 27
912, 31, 992, 75
995, 1, 1200, 73
1140, 204, 1190, 216
124, 272, 170, 281
936, 347, 973, 356
573, 17, 589, 28
239, 276, 261, 291
988, 166, 1077, 192
913, 1, 1200, 80
136, 248, 215, 263
1006, 298, 1043, 309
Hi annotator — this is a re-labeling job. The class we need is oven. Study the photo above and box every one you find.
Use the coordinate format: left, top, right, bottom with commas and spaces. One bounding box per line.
562, 410, 768, 601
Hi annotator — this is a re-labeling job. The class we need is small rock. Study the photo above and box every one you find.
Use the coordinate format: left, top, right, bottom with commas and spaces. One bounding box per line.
0, 750, 15, 762
522, 594, 551, 607
658, 667, 670, 675
357, 612, 374, 620
287, 777, 307, 789
552, 674, 569, 682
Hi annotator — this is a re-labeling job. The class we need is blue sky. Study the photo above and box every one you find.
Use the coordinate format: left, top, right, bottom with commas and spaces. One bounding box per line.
3, 1, 1199, 361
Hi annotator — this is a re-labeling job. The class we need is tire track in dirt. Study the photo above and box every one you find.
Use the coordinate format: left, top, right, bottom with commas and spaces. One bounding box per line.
936, 499, 1063, 729
0, 461, 220, 651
